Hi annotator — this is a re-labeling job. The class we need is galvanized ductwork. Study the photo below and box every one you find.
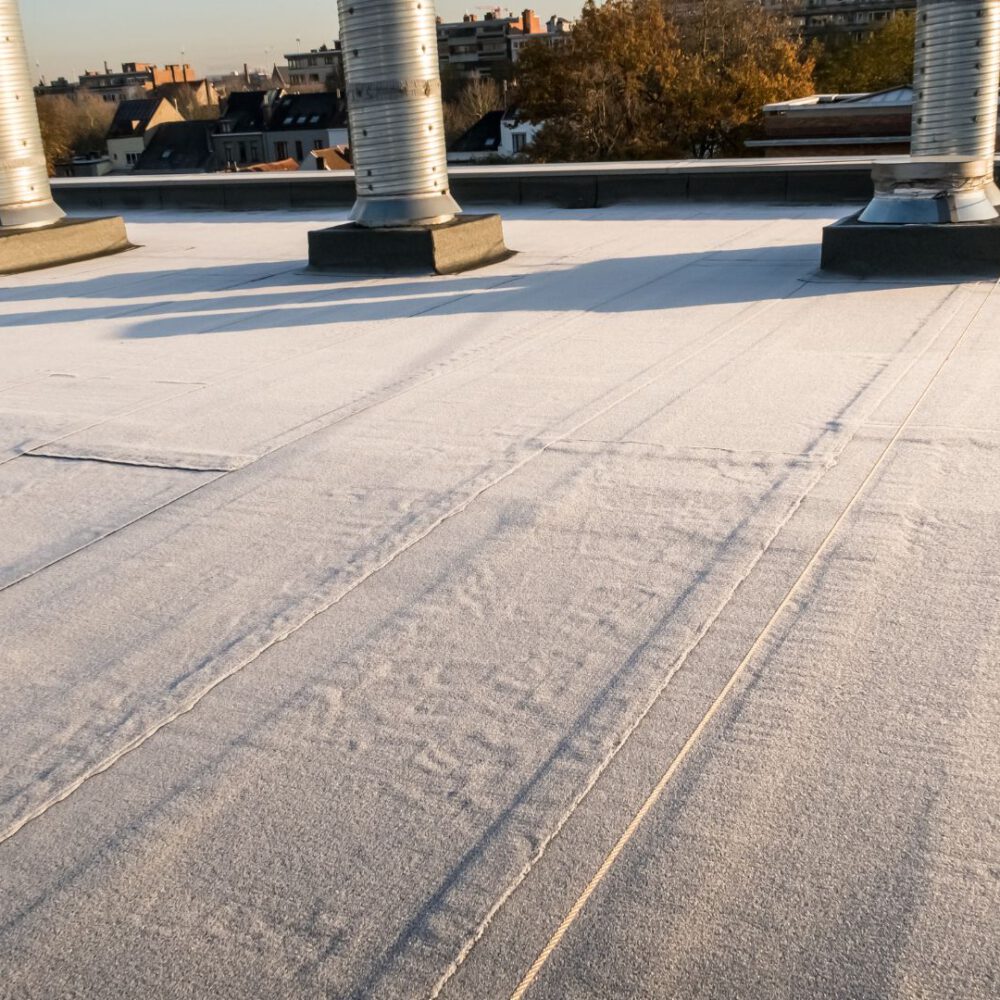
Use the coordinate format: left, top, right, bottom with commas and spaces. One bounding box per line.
911, 0, 1000, 160
337, 0, 461, 228
861, 0, 1000, 224
0, 0, 65, 229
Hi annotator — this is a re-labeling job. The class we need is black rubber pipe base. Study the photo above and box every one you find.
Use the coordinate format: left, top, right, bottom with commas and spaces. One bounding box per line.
822, 212, 1000, 277
308, 214, 511, 276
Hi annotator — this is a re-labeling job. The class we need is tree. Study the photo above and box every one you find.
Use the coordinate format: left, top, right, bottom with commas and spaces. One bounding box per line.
513, 0, 814, 162
515, 0, 685, 161
664, 0, 816, 157
443, 77, 503, 144
814, 13, 915, 94
36, 94, 115, 174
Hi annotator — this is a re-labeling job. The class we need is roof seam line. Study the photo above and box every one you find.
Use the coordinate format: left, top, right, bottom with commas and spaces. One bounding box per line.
0, 268, 795, 850
503, 275, 999, 1000
424, 281, 980, 1000
21, 451, 237, 474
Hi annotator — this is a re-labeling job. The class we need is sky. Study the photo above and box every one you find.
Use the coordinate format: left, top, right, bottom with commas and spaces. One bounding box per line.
23, 0, 583, 81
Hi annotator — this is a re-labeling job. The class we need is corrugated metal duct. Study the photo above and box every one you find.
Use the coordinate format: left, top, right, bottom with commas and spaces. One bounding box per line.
0, 0, 65, 229
338, 0, 461, 227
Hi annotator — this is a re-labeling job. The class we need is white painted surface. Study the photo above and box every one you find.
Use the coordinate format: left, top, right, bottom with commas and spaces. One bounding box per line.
0, 205, 998, 999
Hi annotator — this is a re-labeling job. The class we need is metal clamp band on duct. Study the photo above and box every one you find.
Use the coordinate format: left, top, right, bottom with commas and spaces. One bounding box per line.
0, 0, 64, 229
337, 0, 460, 228
861, 0, 1000, 224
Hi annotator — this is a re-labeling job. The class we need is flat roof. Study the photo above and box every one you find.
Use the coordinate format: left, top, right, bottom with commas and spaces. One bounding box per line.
1, 204, 998, 998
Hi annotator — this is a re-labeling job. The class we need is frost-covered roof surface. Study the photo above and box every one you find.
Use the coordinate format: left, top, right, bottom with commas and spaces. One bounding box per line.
2, 205, 999, 998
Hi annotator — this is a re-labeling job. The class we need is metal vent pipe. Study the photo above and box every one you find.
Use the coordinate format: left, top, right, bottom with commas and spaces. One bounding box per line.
861, 0, 1000, 224
337, 0, 461, 228
911, 0, 1000, 161
0, 0, 64, 229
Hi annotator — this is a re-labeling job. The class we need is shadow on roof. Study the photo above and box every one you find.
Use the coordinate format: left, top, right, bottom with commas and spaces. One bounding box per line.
1, 244, 955, 339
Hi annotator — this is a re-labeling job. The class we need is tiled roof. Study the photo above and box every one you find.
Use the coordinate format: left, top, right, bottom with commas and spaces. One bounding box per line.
133, 121, 220, 172
267, 92, 347, 132
106, 99, 163, 139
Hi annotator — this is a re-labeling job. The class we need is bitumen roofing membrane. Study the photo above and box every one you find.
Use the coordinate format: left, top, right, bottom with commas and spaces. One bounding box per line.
1, 203, 998, 999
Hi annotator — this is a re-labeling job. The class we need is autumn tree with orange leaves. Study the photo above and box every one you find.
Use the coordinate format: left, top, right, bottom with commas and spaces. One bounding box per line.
515, 0, 815, 161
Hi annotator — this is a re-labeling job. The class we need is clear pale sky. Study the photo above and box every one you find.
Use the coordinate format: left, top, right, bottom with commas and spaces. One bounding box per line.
23, 0, 583, 81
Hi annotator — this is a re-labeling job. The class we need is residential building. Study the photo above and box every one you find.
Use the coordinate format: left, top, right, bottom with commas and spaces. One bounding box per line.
501, 112, 540, 157
54, 154, 112, 177
263, 91, 349, 168
34, 76, 77, 98
213, 90, 280, 168
437, 9, 556, 81
157, 80, 221, 114
765, 1, 916, 42
134, 121, 221, 173
509, 15, 574, 64
105, 97, 183, 171
210, 65, 288, 97
78, 63, 200, 103
447, 108, 539, 162
212, 90, 349, 170
78, 62, 155, 103
284, 44, 343, 90
448, 110, 505, 163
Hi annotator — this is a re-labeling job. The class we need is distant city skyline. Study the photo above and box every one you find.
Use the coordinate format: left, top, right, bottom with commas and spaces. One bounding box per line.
23, 0, 583, 81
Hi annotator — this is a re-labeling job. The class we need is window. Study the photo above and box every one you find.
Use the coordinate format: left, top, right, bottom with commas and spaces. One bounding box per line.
309, 115, 320, 124
512, 133, 527, 153
238, 142, 248, 162
313, 139, 323, 150
295, 140, 305, 161
275, 141, 289, 159
223, 142, 234, 161
126, 151, 140, 165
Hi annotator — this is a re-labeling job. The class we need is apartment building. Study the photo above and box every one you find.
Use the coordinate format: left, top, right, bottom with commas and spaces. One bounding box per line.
284, 44, 343, 90
509, 15, 573, 64
78, 63, 200, 103
437, 9, 572, 81
765, 1, 916, 41
212, 91, 348, 170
